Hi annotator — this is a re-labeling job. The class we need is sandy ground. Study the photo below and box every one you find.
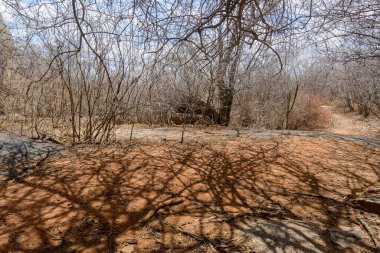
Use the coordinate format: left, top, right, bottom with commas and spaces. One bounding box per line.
0, 109, 379, 252
0, 134, 379, 252
114, 106, 380, 143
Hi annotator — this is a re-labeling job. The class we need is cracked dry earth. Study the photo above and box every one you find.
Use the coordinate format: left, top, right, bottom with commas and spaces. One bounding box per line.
0, 131, 379, 253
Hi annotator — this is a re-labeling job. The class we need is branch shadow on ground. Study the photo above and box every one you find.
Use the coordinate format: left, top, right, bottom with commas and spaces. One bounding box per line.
0, 136, 379, 252
0, 137, 62, 181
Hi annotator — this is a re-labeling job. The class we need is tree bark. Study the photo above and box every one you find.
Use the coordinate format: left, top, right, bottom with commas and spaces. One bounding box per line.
215, 26, 241, 126
0, 14, 13, 95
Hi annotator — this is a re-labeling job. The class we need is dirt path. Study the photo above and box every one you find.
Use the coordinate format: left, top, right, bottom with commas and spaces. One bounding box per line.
322, 106, 380, 138
115, 126, 380, 147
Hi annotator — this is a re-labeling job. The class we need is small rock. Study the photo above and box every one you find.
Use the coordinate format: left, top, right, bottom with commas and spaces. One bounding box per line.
119, 244, 135, 253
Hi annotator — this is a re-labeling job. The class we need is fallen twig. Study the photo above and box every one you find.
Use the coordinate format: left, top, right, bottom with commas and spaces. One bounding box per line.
208, 209, 282, 222
357, 213, 380, 250
191, 200, 283, 221
284, 191, 347, 204
139, 197, 185, 224
164, 222, 235, 253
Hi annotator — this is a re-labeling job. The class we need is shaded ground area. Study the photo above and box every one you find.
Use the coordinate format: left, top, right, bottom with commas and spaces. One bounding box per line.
0, 134, 379, 252
0, 135, 63, 181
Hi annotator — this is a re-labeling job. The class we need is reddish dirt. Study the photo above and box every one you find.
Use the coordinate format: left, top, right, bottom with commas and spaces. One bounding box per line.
0, 135, 379, 252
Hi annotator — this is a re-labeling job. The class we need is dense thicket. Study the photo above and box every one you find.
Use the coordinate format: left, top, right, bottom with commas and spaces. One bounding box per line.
0, 0, 379, 142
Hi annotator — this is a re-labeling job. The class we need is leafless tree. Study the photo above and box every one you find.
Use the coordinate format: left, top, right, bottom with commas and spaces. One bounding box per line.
312, 0, 379, 62
0, 14, 13, 104
1, 0, 378, 140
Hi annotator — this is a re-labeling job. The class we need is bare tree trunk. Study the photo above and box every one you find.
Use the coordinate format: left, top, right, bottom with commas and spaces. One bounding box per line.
0, 14, 13, 101
345, 94, 354, 111
215, 27, 240, 126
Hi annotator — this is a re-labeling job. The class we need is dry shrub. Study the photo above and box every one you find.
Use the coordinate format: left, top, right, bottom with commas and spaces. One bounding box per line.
287, 93, 332, 130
